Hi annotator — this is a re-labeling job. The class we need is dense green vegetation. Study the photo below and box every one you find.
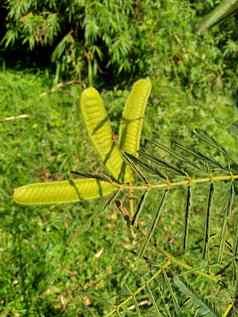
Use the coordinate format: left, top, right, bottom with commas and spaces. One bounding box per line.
1, 0, 238, 316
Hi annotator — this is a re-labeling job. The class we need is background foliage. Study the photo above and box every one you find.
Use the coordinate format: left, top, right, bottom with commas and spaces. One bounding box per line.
1, 0, 150, 81
3, 0, 237, 146
1, 0, 238, 316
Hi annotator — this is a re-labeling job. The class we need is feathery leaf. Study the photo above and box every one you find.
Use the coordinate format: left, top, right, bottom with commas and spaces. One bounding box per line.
203, 182, 215, 259
218, 183, 235, 263
183, 186, 192, 251
139, 190, 168, 257
174, 276, 220, 317
132, 190, 149, 226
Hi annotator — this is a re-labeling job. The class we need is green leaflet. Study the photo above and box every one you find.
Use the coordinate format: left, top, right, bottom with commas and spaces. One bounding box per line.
80, 87, 133, 182
119, 78, 152, 156
13, 178, 117, 205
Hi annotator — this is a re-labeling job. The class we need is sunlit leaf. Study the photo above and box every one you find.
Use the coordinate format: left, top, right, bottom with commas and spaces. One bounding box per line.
80, 87, 133, 182
119, 78, 152, 156
13, 178, 117, 205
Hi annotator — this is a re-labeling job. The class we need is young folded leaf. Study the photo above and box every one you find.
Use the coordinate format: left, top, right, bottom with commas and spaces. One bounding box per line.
13, 178, 117, 205
119, 78, 152, 156
80, 87, 133, 182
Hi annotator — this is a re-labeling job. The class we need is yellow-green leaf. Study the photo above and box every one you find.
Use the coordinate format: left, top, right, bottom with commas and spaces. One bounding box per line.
13, 178, 117, 205
119, 78, 152, 156
80, 87, 133, 181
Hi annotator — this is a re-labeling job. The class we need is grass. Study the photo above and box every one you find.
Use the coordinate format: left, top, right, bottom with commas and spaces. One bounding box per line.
0, 70, 117, 315
0, 69, 157, 316
0, 68, 238, 316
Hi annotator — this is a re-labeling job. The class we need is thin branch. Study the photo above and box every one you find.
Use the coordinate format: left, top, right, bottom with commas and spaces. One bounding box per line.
0, 114, 30, 122
40, 80, 81, 97
115, 173, 238, 192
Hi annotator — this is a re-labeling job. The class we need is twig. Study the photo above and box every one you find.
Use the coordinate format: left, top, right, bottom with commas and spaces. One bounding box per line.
40, 80, 81, 97
0, 114, 30, 122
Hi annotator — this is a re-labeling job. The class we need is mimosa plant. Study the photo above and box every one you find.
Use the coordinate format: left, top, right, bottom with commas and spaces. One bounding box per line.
13, 78, 152, 205
13, 76, 238, 260
12, 78, 238, 315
